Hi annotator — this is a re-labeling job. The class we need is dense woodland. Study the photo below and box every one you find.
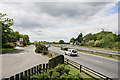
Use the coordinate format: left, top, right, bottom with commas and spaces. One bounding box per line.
70, 31, 120, 49
0, 13, 30, 48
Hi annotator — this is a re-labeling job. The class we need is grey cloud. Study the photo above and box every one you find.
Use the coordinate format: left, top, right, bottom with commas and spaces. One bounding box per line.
0, 2, 113, 29
33, 2, 110, 17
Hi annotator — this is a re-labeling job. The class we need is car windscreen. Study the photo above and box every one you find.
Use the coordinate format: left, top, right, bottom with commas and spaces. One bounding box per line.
72, 50, 77, 53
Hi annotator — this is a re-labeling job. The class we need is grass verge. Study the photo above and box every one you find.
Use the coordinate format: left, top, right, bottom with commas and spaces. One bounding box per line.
67, 62, 98, 80
1, 48, 17, 52
65, 44, 119, 52
77, 49, 120, 60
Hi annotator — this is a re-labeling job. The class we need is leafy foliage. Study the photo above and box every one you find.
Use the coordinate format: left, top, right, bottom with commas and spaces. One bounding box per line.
3, 42, 14, 48
87, 40, 95, 47
59, 40, 64, 44
76, 33, 83, 43
32, 64, 83, 80
71, 30, 120, 49
70, 37, 75, 43
34, 41, 48, 55
0, 13, 30, 48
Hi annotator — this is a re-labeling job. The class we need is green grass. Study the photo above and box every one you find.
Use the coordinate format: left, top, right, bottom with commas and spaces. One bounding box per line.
69, 65, 96, 80
1, 48, 17, 52
77, 49, 120, 60
67, 62, 98, 80
65, 44, 119, 52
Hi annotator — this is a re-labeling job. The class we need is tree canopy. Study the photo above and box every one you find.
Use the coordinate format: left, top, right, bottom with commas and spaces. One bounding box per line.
0, 13, 30, 48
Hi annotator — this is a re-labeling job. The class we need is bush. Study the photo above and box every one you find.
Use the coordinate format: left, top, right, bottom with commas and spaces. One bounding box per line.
3, 42, 14, 48
35, 46, 42, 53
80, 42, 87, 46
106, 42, 114, 49
113, 42, 120, 49
87, 40, 95, 47
94, 40, 101, 47
32, 64, 82, 80
35, 43, 48, 55
42, 48, 48, 55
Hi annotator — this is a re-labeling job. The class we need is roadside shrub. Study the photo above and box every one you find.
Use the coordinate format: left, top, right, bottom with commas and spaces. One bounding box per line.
80, 42, 87, 46
35, 43, 48, 55
113, 42, 120, 49
99, 39, 105, 48
42, 48, 48, 55
3, 42, 14, 48
32, 64, 82, 80
87, 40, 95, 47
94, 40, 101, 47
106, 42, 114, 49
35, 46, 42, 53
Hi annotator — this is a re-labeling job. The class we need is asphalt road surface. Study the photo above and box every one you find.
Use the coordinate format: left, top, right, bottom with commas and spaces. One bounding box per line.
1, 45, 49, 79
49, 46, 119, 79
68, 46, 120, 56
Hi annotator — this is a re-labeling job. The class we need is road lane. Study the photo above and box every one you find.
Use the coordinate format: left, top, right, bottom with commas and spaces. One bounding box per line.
49, 46, 119, 78
1, 45, 49, 78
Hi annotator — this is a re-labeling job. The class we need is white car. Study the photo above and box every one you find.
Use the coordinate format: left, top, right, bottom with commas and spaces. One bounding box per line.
64, 49, 78, 56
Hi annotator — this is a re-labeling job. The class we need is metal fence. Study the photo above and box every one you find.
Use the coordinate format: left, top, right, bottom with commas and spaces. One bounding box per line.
64, 58, 113, 80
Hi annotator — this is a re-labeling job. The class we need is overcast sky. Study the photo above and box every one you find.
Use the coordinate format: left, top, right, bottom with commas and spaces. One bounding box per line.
0, 1, 119, 42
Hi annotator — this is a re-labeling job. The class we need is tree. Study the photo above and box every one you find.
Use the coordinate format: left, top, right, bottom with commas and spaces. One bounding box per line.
70, 37, 75, 43
0, 13, 30, 47
59, 40, 64, 44
76, 33, 83, 43
0, 13, 14, 47
84, 33, 94, 41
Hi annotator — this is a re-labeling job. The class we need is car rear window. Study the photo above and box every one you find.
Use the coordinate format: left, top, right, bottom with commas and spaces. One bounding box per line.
72, 50, 77, 53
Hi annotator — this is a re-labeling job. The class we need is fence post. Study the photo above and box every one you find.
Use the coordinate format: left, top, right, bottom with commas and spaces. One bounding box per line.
46, 64, 49, 72
67, 59, 69, 64
20, 72, 23, 80
34, 67, 36, 74
106, 77, 109, 80
43, 64, 45, 72
15, 74, 19, 80
10, 76, 14, 80
24, 70, 27, 80
31, 67, 34, 76
28, 69, 30, 80
37, 65, 39, 74
80, 65, 82, 73
3, 78, 9, 80
39, 64, 42, 74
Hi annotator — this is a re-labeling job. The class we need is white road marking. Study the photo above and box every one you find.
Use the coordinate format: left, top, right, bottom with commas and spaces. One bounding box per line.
92, 60, 103, 63
79, 52, 119, 62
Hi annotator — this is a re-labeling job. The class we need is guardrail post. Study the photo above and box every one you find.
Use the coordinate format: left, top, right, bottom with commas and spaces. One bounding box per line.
80, 65, 82, 73
67, 59, 69, 64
